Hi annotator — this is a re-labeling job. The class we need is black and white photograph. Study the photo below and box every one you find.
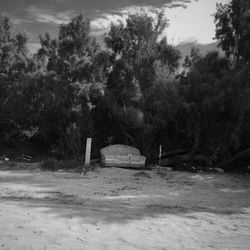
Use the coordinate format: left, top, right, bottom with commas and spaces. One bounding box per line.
0, 0, 250, 249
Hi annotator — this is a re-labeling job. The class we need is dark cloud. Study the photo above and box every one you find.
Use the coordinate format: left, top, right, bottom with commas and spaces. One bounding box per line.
2, 0, 193, 16
0, 0, 194, 42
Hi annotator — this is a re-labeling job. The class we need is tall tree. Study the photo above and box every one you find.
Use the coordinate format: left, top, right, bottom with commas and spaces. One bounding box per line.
33, 15, 109, 158
101, 12, 181, 156
215, 0, 250, 65
0, 13, 32, 146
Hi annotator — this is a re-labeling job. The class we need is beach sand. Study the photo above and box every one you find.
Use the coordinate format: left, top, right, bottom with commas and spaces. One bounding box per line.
0, 164, 249, 250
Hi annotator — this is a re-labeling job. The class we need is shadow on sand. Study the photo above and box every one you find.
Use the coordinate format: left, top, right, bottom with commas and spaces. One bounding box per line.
0, 167, 250, 224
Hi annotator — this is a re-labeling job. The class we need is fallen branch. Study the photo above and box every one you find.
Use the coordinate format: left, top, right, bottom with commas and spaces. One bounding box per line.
158, 149, 189, 159
215, 148, 250, 169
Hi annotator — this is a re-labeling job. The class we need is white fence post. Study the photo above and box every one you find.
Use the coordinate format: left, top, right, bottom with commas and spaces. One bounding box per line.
85, 138, 92, 166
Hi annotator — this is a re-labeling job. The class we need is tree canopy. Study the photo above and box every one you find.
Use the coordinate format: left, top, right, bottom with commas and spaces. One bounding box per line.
214, 0, 250, 65
0, 0, 250, 171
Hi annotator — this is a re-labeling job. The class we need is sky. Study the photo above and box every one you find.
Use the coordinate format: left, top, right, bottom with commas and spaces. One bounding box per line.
0, 0, 229, 52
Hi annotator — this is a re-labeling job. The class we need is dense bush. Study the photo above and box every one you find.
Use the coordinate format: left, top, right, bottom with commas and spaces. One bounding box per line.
0, 0, 250, 170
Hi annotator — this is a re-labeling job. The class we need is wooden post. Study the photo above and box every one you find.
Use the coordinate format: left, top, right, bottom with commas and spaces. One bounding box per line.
158, 145, 162, 173
85, 138, 92, 166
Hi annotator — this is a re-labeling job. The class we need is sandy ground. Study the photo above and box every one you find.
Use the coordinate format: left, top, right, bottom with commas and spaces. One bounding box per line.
0, 163, 250, 250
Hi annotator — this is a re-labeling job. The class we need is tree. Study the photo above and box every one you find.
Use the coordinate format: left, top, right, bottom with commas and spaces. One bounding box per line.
213, 0, 250, 167
180, 51, 236, 155
215, 0, 250, 65
105, 12, 180, 92
100, 12, 181, 157
0, 13, 32, 146
32, 15, 109, 158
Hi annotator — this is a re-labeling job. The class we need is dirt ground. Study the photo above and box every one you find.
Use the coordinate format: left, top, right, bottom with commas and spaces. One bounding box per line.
0, 163, 250, 250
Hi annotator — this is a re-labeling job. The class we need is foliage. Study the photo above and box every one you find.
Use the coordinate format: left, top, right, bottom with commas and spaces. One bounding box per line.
30, 15, 108, 158
177, 0, 250, 164
101, 12, 181, 157
0, 13, 33, 145
180, 51, 241, 156
0, 1, 250, 170
214, 0, 250, 65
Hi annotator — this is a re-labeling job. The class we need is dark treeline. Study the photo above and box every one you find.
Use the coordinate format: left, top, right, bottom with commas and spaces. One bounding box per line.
0, 0, 250, 169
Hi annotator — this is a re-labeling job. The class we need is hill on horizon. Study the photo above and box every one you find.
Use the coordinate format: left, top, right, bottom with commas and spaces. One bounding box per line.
176, 41, 224, 67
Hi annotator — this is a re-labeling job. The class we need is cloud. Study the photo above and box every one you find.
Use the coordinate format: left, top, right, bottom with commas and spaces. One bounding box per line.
25, 6, 76, 25
4, 0, 219, 44
11, 17, 32, 25
88, 0, 194, 36
3, 0, 193, 22
90, 5, 170, 35
19, 2, 188, 40
3, 0, 194, 28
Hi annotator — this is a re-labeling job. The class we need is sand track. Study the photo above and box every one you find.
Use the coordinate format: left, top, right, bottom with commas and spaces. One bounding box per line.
0, 165, 250, 250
